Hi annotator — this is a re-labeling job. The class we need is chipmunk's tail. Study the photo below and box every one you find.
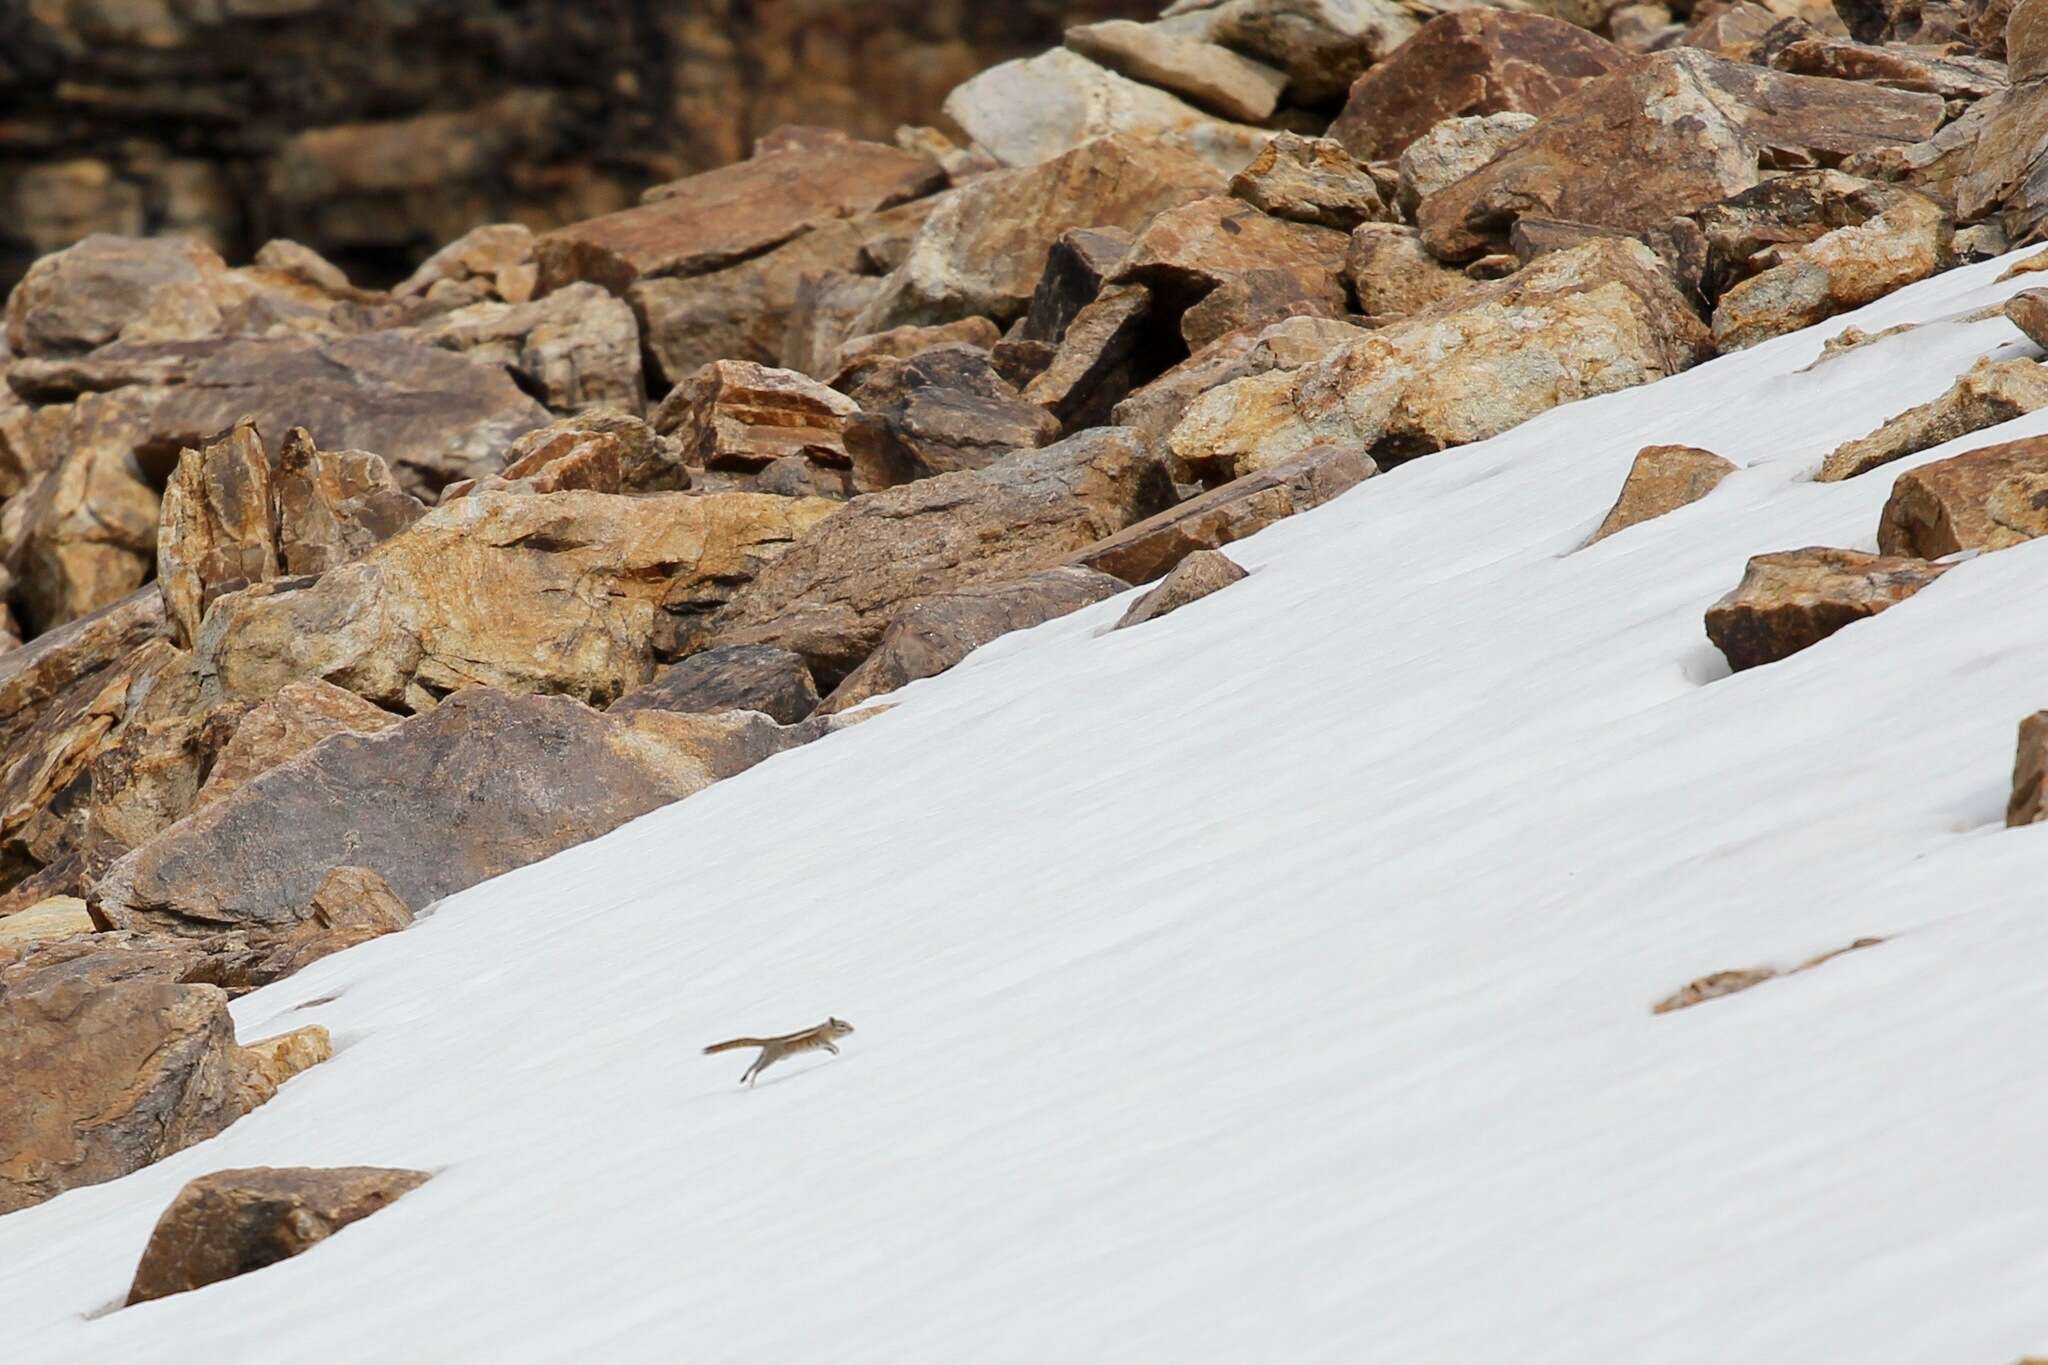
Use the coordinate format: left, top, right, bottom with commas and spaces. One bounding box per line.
702, 1037, 766, 1055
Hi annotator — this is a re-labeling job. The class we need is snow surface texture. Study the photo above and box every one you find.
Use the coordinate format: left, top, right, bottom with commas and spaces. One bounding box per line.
8, 254, 2048, 1363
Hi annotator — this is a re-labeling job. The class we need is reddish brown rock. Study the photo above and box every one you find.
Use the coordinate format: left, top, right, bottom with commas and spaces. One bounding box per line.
2008, 709, 2048, 826
399, 282, 646, 417
490, 412, 687, 498
653, 361, 860, 474
1329, 10, 1631, 163
156, 419, 280, 650
1344, 224, 1483, 319
1209, 0, 1421, 105
1820, 359, 2048, 483
1877, 433, 2048, 557
1710, 193, 1951, 351
1020, 285, 1163, 433
1228, 133, 1393, 231
1114, 549, 1247, 629
1017, 228, 1138, 348
846, 387, 1065, 492
192, 681, 402, 813
828, 319, 1004, 379
612, 645, 821, 726
0, 587, 165, 754
1586, 445, 1737, 544
1704, 547, 1950, 670
1767, 36, 2007, 99
272, 428, 428, 576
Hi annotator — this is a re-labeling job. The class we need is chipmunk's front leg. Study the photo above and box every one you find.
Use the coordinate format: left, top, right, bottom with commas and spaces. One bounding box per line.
823, 1042, 839, 1054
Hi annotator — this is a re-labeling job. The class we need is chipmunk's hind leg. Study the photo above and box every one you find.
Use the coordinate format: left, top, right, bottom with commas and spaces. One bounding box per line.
742, 1049, 771, 1086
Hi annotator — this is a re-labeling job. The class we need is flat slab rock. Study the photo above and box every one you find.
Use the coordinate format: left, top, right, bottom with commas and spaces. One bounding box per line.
1703, 546, 1950, 670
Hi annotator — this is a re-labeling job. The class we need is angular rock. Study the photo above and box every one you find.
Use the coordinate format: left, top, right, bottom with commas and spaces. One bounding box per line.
1395, 112, 1540, 218
92, 689, 835, 937
703, 429, 1177, 683
2008, 289, 2048, 351
1073, 443, 1376, 584
5, 235, 244, 358
1704, 547, 1949, 669
1018, 229, 1138, 347
1115, 550, 1248, 628
612, 645, 821, 725
157, 419, 279, 649
1681, 172, 1938, 305
1020, 285, 1164, 433
1344, 223, 1484, 319
494, 411, 686, 498
0, 896, 94, 954
265, 427, 426, 577
1329, 11, 1630, 163
1876, 432, 2048, 557
534, 139, 942, 295
847, 387, 1065, 492
1113, 314, 1371, 455
829, 319, 1003, 379
1228, 133, 1393, 230
392, 223, 537, 304
1209, 0, 1421, 105
653, 361, 860, 473
191, 681, 402, 813
1065, 19, 1289, 122
2007, 710, 2048, 827
1818, 358, 2048, 481
781, 273, 889, 380
1586, 444, 1738, 544
218, 867, 417, 987
855, 135, 1226, 333
126, 1166, 432, 1306
1711, 193, 1950, 351
0, 586, 164, 754
3, 408, 161, 634
401, 283, 645, 416
821, 567, 1128, 714
195, 490, 837, 714
1768, 35, 2007, 99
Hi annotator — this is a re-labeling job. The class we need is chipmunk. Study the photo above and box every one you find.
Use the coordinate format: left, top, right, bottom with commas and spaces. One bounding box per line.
703, 1018, 854, 1087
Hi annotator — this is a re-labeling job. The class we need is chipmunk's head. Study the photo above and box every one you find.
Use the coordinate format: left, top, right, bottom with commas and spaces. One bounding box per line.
826, 1017, 854, 1038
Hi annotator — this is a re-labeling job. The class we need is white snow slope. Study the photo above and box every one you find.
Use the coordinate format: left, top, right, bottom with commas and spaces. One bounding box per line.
8, 253, 2048, 1365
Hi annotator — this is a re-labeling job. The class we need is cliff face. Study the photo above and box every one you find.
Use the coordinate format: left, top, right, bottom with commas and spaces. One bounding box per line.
0, 0, 1151, 286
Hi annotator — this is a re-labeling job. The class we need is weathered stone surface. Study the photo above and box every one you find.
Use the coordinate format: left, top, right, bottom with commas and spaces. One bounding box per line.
210, 867, 417, 989
855, 135, 1225, 333
126, 1166, 432, 1306
192, 681, 401, 813
703, 429, 1177, 683
1228, 133, 1393, 230
829, 319, 1003, 379
1768, 35, 2007, 99
491, 411, 686, 498
1679, 172, 1933, 305
1819, 358, 2048, 482
1020, 285, 1163, 433
1073, 444, 1376, 584
653, 361, 860, 473
2008, 710, 2048, 826
1330, 10, 1629, 163
1678, 2, 1780, 55
1704, 547, 1949, 670
2008, 0, 2048, 77
1113, 314, 1369, 455
0, 587, 164, 754
91, 689, 834, 937
1109, 193, 1351, 352
834, 345, 1019, 413
1395, 112, 1540, 219
847, 385, 1065, 492
612, 645, 821, 725
401, 283, 644, 416
1877, 432, 2048, 556
782, 273, 890, 380
1710, 193, 1950, 351
1018, 229, 1138, 347
157, 419, 279, 650
3, 405, 161, 633
1586, 444, 1738, 544
1344, 223, 1484, 319
1171, 239, 1712, 478
2007, 288, 2048, 350
1066, 19, 1289, 122
821, 567, 1128, 714
5, 236, 246, 358
941, 49, 1270, 174
1209, 0, 1421, 105
1115, 549, 1248, 628
533, 138, 942, 295
0, 962, 326, 1213
393, 224, 537, 304
1418, 50, 1946, 260
0, 896, 93, 954
195, 490, 836, 714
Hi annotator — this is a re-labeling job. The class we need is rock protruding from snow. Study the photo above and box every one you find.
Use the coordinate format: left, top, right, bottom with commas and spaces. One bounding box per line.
1115, 549, 1248, 629
1877, 432, 2048, 556
1704, 547, 1950, 670
1819, 358, 2048, 481
2007, 710, 2048, 826
1586, 445, 1738, 545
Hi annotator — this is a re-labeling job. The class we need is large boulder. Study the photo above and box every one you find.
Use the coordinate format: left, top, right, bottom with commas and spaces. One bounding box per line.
194, 489, 837, 714
1394, 113, 1541, 219
1585, 445, 1737, 544
1111, 195, 1351, 336
156, 419, 279, 650
399, 282, 645, 416
1818, 358, 2048, 482
1710, 192, 1950, 351
1, 235, 315, 358
126, 1167, 432, 1306
701, 429, 1178, 684
1876, 433, 2048, 557
1328, 10, 1630, 163
1704, 547, 1950, 670
0, 586, 164, 754
90, 689, 837, 938
190, 680, 402, 813
611, 645, 821, 726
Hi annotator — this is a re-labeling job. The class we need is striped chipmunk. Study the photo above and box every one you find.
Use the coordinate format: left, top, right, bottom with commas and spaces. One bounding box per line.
703, 1018, 854, 1087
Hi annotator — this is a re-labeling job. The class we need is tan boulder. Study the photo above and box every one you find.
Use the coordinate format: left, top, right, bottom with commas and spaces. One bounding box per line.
1818, 358, 2048, 482
1703, 547, 1949, 670
653, 361, 860, 473
1228, 133, 1394, 231
4, 235, 250, 358
392, 223, 537, 304
157, 419, 280, 649
1344, 223, 1484, 319
267, 427, 427, 574
192, 680, 402, 812
195, 488, 836, 713
2008, 289, 2048, 350
1711, 193, 1951, 352
127, 1166, 432, 1306
1394, 112, 1540, 219
400, 282, 645, 416
0, 896, 94, 953
1585, 445, 1737, 544
1876, 433, 2048, 557
0, 586, 165, 754
487, 411, 686, 498
702, 428, 1177, 684
2008, 709, 2048, 826
1110, 194, 1351, 349
2, 402, 161, 633
1066, 19, 1288, 123
1115, 549, 1248, 629
1209, 0, 1421, 105
1113, 315, 1371, 456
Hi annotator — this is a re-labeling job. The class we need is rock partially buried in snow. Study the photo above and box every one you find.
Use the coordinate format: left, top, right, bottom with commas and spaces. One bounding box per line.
1115, 550, 1249, 629
1585, 445, 1737, 545
1818, 358, 2048, 482
126, 1167, 431, 1306
1703, 547, 1950, 671
2007, 710, 2048, 826
1876, 432, 2048, 558
1710, 193, 1951, 352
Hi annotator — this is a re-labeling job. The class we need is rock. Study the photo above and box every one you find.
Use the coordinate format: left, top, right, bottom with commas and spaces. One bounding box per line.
125, 1166, 431, 1305
1947, 80, 2048, 242
1329, 11, 1630, 163
492, 411, 686, 498
1019, 286, 1163, 433
220, 867, 416, 987
702, 429, 1177, 684
1509, 217, 1637, 266
1115, 549, 1248, 628
392, 224, 537, 304
1073, 444, 1376, 583
1652, 966, 1781, 1013
533, 138, 942, 295
754, 457, 855, 500
1585, 444, 1738, 543
1228, 133, 1393, 231
1418, 50, 1946, 260
1703, 547, 1950, 669
781, 273, 889, 380
400, 283, 645, 417
1767, 35, 2008, 99
195, 489, 836, 714
1394, 112, 1541, 219
0, 896, 94, 953
251, 240, 362, 299
829, 319, 1004, 379
2007, 710, 2048, 826
1110, 195, 1351, 338
2011, 289, 2048, 351
847, 385, 1065, 492
1679, 172, 1940, 305
652, 361, 860, 474
1710, 192, 1950, 351
612, 645, 821, 725
91, 689, 835, 937
1841, 97, 1996, 216
1344, 223, 1484, 319
267, 427, 427, 575
1113, 314, 1370, 455
940, 49, 1271, 174
3, 407, 161, 634
2011, 0, 2048, 79
1610, 2, 1683, 50
0, 586, 164, 754
157, 419, 280, 650
1818, 358, 2048, 481
1877, 432, 2048, 557
821, 567, 1128, 713
192, 681, 402, 813
1678, 2, 1781, 55
4, 236, 242, 358
855, 136, 1224, 333
1017, 229, 1138, 347
1171, 239, 1711, 478
0, 963, 326, 1212
1065, 19, 1289, 122
1209, 0, 1421, 105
